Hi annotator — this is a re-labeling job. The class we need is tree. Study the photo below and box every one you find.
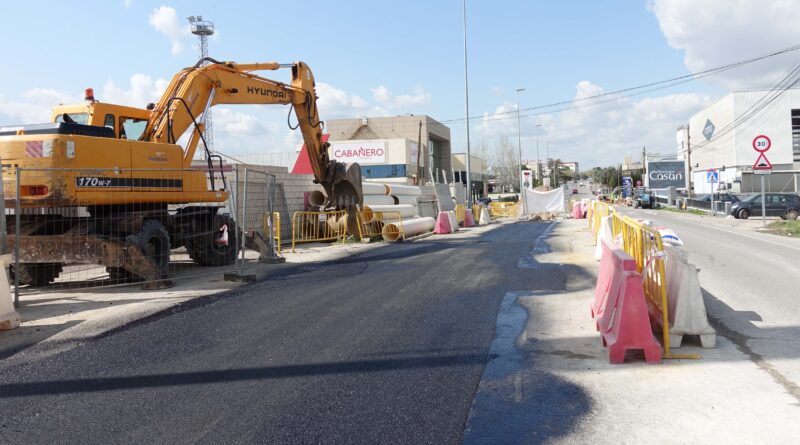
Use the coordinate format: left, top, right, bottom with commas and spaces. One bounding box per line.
491, 135, 521, 192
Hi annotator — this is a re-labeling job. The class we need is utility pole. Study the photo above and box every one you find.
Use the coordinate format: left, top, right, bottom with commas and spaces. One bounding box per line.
642, 146, 647, 187
686, 124, 692, 198
415, 121, 422, 185
516, 88, 526, 214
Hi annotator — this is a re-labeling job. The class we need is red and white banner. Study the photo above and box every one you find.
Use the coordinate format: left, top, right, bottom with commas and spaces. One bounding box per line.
330, 141, 386, 164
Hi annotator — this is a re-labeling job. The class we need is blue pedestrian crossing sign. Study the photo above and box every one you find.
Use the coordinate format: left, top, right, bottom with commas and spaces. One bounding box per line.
706, 169, 719, 183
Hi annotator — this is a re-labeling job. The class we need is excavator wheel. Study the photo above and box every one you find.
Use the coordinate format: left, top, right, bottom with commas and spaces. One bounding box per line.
189, 214, 239, 267
10, 263, 63, 287
121, 220, 171, 280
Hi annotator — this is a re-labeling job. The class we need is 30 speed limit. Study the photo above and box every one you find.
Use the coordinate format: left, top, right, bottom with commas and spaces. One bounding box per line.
752, 135, 771, 152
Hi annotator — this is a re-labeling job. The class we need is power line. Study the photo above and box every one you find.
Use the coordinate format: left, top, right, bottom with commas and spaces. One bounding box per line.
439, 42, 800, 124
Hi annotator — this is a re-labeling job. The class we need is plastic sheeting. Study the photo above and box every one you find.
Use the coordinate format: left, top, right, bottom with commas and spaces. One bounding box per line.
524, 188, 565, 214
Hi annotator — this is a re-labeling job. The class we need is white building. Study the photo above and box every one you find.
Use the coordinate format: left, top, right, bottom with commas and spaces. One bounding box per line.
680, 89, 800, 194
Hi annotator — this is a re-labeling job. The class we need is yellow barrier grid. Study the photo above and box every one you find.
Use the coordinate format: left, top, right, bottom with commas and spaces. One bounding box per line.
291, 210, 348, 252
489, 201, 518, 218
356, 210, 405, 242
455, 204, 466, 225
620, 216, 701, 360
262, 211, 281, 254
472, 204, 483, 223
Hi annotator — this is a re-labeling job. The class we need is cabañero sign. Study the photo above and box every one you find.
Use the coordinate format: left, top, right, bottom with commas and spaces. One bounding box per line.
329, 141, 387, 164
646, 160, 686, 189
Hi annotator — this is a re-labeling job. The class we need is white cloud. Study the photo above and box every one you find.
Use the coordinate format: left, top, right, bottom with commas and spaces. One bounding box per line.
0, 88, 75, 124
102, 74, 169, 107
370, 85, 431, 109
316, 82, 383, 119
148, 6, 190, 56
650, 0, 800, 90
471, 81, 714, 167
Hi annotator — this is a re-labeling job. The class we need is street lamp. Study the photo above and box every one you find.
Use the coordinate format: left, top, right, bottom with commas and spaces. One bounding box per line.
535, 124, 542, 181
516, 88, 526, 214
462, 0, 473, 206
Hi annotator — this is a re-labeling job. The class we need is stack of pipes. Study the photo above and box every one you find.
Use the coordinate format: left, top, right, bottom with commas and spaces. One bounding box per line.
361, 182, 435, 240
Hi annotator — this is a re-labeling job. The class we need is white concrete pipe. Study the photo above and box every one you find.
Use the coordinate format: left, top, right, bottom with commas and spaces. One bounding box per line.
308, 190, 327, 207
392, 195, 419, 206
364, 195, 395, 206
382, 217, 435, 241
386, 184, 422, 196
363, 204, 417, 221
362, 182, 390, 195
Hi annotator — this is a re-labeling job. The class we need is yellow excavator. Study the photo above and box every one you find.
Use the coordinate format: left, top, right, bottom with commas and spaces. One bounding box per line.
0, 58, 362, 287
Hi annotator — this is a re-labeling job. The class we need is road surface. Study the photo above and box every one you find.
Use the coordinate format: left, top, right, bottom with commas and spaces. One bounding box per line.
0, 222, 580, 444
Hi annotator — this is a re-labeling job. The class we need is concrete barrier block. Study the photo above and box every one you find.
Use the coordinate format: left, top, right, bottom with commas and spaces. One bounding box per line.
594, 216, 614, 262
0, 258, 20, 331
660, 246, 716, 348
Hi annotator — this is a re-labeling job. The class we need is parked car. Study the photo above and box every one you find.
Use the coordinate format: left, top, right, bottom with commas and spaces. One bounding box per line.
476, 197, 492, 205
730, 193, 800, 220
699, 193, 742, 204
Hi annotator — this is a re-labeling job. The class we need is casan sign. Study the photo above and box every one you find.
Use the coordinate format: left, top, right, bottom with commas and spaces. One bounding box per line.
646, 160, 686, 189
330, 141, 387, 164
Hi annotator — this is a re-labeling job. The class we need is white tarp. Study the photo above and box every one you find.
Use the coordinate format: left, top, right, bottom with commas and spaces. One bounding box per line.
524, 188, 565, 214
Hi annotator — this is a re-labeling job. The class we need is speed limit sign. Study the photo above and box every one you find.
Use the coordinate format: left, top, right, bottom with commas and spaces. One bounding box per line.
753, 135, 771, 152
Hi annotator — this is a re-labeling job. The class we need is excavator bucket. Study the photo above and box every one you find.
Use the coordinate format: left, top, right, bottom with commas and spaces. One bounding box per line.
323, 162, 363, 236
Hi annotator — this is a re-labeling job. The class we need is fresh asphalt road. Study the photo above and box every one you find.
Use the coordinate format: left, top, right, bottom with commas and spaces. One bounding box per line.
0, 222, 570, 444
621, 206, 800, 400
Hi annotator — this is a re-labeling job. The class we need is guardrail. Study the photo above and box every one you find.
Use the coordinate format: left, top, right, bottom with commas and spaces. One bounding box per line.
291, 210, 347, 252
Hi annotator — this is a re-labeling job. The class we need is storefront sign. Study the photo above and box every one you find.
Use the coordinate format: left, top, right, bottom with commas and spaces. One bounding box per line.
646, 160, 686, 189
330, 141, 386, 164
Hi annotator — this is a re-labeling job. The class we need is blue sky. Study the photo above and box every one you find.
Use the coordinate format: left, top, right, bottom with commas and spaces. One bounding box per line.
1, 1, 798, 168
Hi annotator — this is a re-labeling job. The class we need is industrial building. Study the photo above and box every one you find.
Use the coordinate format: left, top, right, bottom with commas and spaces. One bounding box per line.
326, 115, 452, 185
452, 153, 489, 200
677, 89, 800, 194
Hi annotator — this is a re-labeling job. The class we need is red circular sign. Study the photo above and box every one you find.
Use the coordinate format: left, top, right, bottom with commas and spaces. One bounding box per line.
752, 135, 771, 153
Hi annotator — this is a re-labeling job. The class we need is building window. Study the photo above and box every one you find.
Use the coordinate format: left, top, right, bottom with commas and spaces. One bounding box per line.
361, 164, 408, 178
792, 109, 800, 162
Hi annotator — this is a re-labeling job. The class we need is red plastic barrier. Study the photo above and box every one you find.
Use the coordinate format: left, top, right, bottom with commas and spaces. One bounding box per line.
591, 239, 635, 323
572, 202, 584, 219
434, 212, 452, 234
595, 244, 662, 364
464, 209, 475, 227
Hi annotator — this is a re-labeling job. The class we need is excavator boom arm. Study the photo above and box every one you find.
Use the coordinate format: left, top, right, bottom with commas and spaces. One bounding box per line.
143, 58, 361, 211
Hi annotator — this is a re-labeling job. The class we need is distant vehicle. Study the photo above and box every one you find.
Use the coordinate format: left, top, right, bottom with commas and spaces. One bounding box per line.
572, 188, 578, 194
731, 193, 800, 220
699, 193, 742, 204
634, 191, 653, 209
476, 197, 492, 205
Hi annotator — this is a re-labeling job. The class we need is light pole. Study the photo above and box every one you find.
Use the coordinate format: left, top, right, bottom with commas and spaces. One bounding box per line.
516, 88, 526, 214
462, 0, 473, 206
536, 124, 542, 182
546, 141, 550, 186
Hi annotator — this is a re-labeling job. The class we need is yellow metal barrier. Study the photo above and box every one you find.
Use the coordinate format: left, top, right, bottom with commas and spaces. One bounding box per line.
356, 210, 405, 241
291, 210, 347, 252
472, 204, 483, 223
262, 211, 282, 254
611, 211, 623, 239
489, 201, 518, 218
587, 202, 594, 231
619, 215, 700, 360
455, 204, 466, 224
